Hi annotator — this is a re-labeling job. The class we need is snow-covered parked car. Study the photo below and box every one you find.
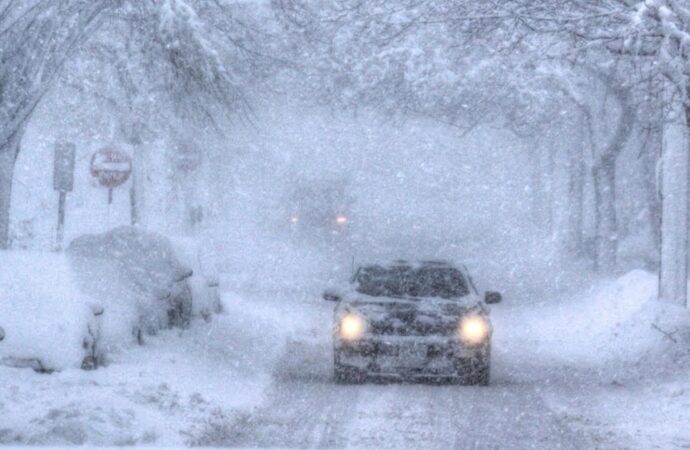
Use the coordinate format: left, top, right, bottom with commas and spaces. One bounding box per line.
0, 227, 221, 372
324, 260, 502, 385
168, 235, 222, 321
0, 252, 104, 372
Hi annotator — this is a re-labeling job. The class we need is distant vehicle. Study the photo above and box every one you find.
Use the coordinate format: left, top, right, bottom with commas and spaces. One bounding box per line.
323, 260, 502, 385
287, 179, 352, 242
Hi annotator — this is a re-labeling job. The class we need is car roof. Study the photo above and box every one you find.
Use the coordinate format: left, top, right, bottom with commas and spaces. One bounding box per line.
351, 260, 471, 281
359, 259, 459, 269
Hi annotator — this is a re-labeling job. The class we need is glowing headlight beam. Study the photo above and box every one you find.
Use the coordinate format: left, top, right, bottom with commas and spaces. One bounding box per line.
335, 214, 348, 225
460, 315, 489, 345
340, 313, 365, 340
289, 215, 299, 224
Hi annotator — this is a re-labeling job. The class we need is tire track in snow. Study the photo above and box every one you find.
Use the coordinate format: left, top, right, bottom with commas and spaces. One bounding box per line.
215, 301, 592, 449
217, 336, 361, 448
220, 377, 361, 448
337, 382, 591, 450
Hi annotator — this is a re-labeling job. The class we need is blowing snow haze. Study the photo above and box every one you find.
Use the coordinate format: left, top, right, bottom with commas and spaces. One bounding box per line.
1, 1, 690, 449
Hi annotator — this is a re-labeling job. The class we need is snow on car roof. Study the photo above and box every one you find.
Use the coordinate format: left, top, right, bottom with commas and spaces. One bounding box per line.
358, 259, 459, 270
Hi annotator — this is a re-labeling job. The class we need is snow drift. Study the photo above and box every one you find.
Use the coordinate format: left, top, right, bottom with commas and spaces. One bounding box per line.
496, 270, 690, 373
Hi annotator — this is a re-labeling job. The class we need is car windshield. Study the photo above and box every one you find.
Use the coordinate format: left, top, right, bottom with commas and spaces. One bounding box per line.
354, 265, 469, 299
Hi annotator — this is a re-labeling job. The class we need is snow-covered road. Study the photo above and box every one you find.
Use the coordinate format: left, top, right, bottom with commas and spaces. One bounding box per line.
212, 342, 590, 449
189, 274, 690, 449
2, 271, 690, 449
187, 286, 594, 449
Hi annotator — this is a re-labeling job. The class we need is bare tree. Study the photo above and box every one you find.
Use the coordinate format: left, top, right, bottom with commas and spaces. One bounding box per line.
0, 0, 117, 249
1, 0, 277, 245
272, 0, 639, 269
59, 0, 273, 231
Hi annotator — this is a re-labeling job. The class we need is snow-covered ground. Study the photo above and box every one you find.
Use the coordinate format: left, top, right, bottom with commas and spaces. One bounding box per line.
1, 268, 689, 448
0, 287, 286, 446
494, 270, 690, 449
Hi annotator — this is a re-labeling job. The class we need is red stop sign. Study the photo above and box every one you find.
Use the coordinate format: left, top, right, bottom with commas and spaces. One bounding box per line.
90, 147, 132, 189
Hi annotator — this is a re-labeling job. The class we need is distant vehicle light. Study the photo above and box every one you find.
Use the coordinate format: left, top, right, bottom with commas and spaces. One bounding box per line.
290, 215, 299, 224
460, 315, 489, 345
340, 313, 365, 340
336, 214, 348, 225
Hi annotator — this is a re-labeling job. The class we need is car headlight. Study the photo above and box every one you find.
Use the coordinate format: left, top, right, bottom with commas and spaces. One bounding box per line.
459, 315, 489, 345
339, 313, 366, 340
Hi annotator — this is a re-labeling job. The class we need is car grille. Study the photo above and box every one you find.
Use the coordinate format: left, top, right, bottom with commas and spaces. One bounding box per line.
369, 320, 457, 336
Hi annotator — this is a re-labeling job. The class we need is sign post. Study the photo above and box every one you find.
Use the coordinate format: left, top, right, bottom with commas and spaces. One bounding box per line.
53, 141, 76, 251
90, 147, 132, 229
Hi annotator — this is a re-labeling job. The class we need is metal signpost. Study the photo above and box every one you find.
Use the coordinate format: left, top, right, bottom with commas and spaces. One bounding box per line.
90, 147, 132, 227
53, 141, 76, 251
175, 143, 203, 234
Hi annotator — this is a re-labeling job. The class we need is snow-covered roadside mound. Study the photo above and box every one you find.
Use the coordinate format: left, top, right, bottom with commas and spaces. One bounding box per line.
0, 251, 99, 371
513, 271, 690, 450
495, 270, 690, 374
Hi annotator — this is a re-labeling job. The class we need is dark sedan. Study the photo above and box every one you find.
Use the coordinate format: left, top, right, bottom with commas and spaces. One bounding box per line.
323, 260, 501, 384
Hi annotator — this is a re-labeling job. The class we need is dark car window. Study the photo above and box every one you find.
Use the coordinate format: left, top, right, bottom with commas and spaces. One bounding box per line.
355, 265, 469, 299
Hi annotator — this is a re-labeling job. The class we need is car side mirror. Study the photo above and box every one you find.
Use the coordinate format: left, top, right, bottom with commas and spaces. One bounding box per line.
322, 291, 342, 302
484, 291, 502, 304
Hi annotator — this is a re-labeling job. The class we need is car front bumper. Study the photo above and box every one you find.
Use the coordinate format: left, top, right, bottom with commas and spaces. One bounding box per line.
335, 335, 489, 378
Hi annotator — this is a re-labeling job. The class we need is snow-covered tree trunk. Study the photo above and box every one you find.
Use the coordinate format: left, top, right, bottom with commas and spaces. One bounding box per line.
528, 145, 550, 230
590, 77, 635, 272
566, 113, 586, 256
658, 100, 689, 306
0, 129, 23, 249
129, 149, 144, 227
127, 122, 145, 228
592, 157, 617, 272
640, 125, 662, 258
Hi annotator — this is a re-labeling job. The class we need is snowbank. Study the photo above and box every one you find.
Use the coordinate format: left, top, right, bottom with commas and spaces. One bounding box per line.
0, 251, 100, 370
495, 270, 690, 370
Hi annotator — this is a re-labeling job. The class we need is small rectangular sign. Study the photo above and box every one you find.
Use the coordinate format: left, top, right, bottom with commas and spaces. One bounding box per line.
53, 141, 76, 192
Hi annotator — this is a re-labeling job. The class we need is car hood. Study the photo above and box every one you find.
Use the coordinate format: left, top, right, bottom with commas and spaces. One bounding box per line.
341, 296, 483, 336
